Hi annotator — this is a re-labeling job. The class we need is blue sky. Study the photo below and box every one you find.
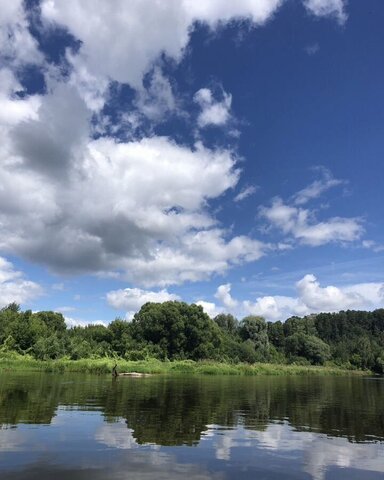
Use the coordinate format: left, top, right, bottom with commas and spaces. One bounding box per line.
0, 0, 383, 325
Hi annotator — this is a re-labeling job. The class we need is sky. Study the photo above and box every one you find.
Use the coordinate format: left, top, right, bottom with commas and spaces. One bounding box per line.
0, 0, 383, 325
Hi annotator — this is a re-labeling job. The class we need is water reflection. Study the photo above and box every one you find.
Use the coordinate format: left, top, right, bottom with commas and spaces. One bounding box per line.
0, 372, 383, 479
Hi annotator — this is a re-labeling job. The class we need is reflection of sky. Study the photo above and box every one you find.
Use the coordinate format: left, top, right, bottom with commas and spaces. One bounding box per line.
201, 423, 384, 480
1, 410, 384, 480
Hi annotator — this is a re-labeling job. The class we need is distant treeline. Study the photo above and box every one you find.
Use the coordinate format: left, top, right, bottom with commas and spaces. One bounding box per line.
1, 301, 384, 372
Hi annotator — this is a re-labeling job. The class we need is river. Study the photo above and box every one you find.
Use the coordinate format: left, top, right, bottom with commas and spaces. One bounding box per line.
0, 372, 383, 479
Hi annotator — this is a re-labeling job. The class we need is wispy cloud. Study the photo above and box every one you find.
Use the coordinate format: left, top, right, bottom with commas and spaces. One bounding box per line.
234, 185, 257, 203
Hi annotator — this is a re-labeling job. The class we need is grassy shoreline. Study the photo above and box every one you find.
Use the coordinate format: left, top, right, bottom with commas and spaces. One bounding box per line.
0, 353, 370, 376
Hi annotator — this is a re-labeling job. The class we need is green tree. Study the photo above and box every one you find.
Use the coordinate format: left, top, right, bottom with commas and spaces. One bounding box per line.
284, 315, 317, 337
267, 321, 285, 350
133, 301, 222, 360
213, 314, 238, 335
32, 311, 66, 334
239, 316, 269, 360
285, 333, 330, 365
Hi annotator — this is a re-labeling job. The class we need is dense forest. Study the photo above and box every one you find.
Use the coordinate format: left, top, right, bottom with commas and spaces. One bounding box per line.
0, 301, 384, 373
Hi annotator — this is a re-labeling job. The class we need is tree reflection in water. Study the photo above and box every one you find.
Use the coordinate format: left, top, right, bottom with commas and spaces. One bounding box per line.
0, 373, 383, 445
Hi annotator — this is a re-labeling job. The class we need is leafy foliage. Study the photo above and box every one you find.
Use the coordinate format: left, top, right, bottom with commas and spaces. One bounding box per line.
0, 303, 383, 370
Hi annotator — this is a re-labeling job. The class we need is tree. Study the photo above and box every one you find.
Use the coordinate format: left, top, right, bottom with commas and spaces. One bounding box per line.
239, 316, 269, 360
284, 315, 317, 337
213, 314, 238, 335
132, 301, 222, 360
267, 321, 285, 349
32, 311, 66, 334
285, 333, 330, 365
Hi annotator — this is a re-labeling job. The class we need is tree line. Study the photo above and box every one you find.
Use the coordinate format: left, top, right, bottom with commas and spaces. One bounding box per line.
1, 301, 383, 372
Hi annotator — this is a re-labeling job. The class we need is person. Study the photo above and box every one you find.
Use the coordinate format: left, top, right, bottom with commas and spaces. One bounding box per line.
112, 363, 118, 377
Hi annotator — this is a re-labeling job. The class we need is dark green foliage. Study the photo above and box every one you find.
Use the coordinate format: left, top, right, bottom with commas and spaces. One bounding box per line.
285, 333, 331, 365
284, 315, 317, 337
267, 321, 285, 349
214, 314, 238, 334
33, 334, 65, 360
132, 301, 222, 360
239, 316, 269, 360
0, 301, 383, 369
32, 311, 66, 334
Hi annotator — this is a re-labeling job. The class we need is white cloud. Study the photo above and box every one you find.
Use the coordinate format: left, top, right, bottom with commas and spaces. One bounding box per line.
55, 306, 75, 313
39, 0, 345, 101
244, 295, 308, 321
243, 274, 384, 321
0, 257, 43, 308
303, 0, 347, 25
106, 287, 180, 318
65, 52, 110, 112
194, 87, 232, 128
40, 0, 284, 90
0, 76, 269, 286
304, 43, 320, 55
0, 0, 43, 69
0, 69, 41, 127
260, 198, 363, 246
234, 185, 257, 202
121, 231, 265, 286
64, 317, 107, 328
195, 300, 223, 319
0, 1, 353, 293
135, 67, 177, 122
292, 168, 344, 205
215, 283, 238, 309
362, 240, 384, 253
297, 273, 366, 311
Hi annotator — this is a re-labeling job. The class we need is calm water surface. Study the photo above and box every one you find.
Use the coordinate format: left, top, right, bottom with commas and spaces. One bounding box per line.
0, 372, 383, 479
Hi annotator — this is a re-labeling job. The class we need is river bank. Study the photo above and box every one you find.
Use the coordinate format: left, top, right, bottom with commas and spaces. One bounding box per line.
0, 353, 369, 376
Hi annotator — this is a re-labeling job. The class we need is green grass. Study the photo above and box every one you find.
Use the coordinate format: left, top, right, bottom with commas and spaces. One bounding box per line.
0, 352, 369, 376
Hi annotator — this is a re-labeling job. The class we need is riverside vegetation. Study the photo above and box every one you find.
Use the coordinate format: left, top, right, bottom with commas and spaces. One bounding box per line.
0, 301, 383, 374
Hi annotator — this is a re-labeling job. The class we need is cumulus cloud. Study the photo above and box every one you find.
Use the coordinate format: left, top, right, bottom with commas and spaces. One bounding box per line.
40, 0, 285, 90
0, 61, 270, 287
0, 69, 41, 126
0, 0, 43, 69
243, 274, 384, 321
135, 67, 177, 122
0, 72, 270, 286
107, 287, 180, 319
215, 283, 238, 309
194, 87, 232, 128
0, 257, 43, 307
195, 300, 223, 319
260, 198, 363, 246
244, 294, 308, 321
64, 317, 108, 328
296, 274, 365, 311
11, 84, 90, 178
0, 1, 353, 293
